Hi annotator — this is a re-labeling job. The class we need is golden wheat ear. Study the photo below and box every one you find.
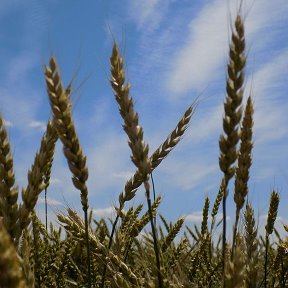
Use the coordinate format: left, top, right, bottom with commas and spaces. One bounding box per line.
225, 237, 245, 288
120, 103, 195, 209
244, 202, 259, 287
45, 56, 92, 287
219, 13, 246, 192
232, 95, 254, 256
0, 220, 27, 288
17, 119, 57, 242
219, 12, 246, 278
0, 115, 19, 242
110, 42, 151, 180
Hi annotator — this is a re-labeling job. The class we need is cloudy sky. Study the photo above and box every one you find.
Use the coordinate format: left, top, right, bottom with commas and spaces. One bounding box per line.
0, 0, 287, 239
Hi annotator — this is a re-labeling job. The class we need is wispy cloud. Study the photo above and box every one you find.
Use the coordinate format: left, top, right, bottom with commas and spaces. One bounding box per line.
166, 0, 288, 96
166, 0, 232, 94
92, 206, 115, 218
185, 211, 228, 223
128, 0, 167, 31
28, 120, 47, 131
3, 119, 13, 127
38, 197, 64, 207
160, 155, 219, 191
249, 50, 288, 144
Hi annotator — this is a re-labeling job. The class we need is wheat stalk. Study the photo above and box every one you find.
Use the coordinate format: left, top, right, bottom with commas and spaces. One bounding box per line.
219, 13, 246, 282
44, 56, 92, 288
109, 42, 163, 288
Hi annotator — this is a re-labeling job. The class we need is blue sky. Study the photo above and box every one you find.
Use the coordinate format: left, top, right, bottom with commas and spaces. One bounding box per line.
0, 0, 287, 239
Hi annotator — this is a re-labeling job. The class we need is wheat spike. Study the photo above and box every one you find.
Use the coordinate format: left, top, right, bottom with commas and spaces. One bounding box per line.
0, 115, 19, 242
0, 220, 27, 288
17, 120, 57, 242
110, 42, 151, 180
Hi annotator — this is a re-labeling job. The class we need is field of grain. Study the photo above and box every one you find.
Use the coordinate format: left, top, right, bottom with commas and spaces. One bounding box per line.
0, 7, 287, 288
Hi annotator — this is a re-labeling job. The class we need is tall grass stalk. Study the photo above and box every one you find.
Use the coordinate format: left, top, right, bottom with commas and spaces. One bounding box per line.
44, 58, 91, 288
219, 12, 246, 283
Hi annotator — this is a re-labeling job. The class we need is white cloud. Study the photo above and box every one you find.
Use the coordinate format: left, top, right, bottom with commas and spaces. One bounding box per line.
248, 50, 288, 143
112, 171, 134, 180
38, 197, 63, 206
166, 0, 288, 95
185, 103, 223, 144
0, 52, 45, 130
259, 214, 283, 222
166, 0, 232, 94
86, 132, 132, 192
185, 211, 229, 223
92, 206, 115, 218
28, 120, 47, 131
160, 155, 219, 191
3, 119, 13, 127
50, 178, 62, 185
128, 0, 167, 31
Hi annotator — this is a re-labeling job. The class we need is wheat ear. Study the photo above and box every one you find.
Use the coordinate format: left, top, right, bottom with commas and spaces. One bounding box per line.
110, 42, 162, 288
219, 13, 246, 281
244, 202, 259, 288
44, 57, 91, 288
43, 120, 57, 230
0, 115, 19, 242
119, 104, 194, 209
232, 95, 254, 258
201, 197, 210, 237
264, 190, 280, 288
0, 220, 27, 288
17, 119, 57, 243
225, 237, 245, 288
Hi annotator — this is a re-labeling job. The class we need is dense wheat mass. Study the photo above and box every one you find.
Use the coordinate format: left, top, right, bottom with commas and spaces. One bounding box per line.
0, 1, 287, 287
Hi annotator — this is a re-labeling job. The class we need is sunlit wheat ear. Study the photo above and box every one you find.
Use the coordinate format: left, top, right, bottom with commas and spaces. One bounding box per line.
45, 58, 89, 210
110, 43, 151, 179
219, 13, 245, 189
211, 182, 224, 231
0, 220, 27, 288
43, 120, 58, 230
0, 115, 19, 242
244, 202, 258, 260
265, 191, 280, 236
220, 13, 246, 279
244, 202, 259, 287
119, 103, 194, 208
161, 218, 184, 253
45, 56, 92, 287
264, 190, 280, 287
232, 95, 254, 256
234, 96, 253, 212
225, 237, 245, 288
20, 228, 35, 287
18, 119, 57, 242
201, 197, 210, 237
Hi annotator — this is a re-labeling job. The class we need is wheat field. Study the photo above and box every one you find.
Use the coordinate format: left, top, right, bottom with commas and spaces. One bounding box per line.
0, 9, 287, 288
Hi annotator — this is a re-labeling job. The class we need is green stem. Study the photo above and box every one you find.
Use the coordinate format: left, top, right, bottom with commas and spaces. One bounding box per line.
264, 235, 269, 288
45, 187, 48, 230
231, 210, 240, 260
84, 208, 91, 288
101, 212, 120, 288
145, 179, 163, 288
223, 190, 227, 288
